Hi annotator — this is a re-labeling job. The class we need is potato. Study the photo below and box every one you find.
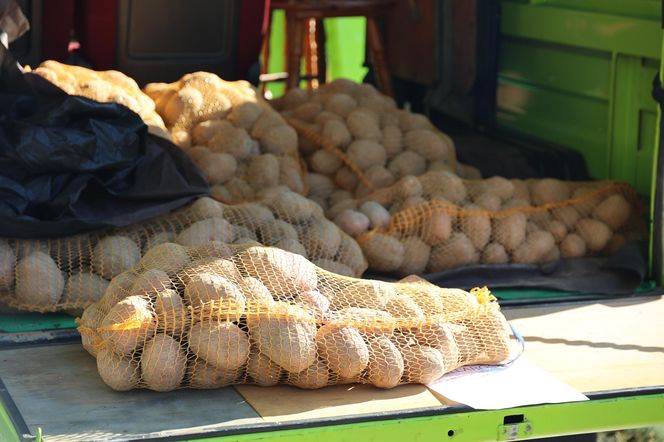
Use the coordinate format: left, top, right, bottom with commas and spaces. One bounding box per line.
251, 112, 286, 138
314, 110, 343, 126
552, 205, 581, 228
184, 272, 245, 314
575, 218, 612, 252
316, 324, 369, 378
237, 246, 318, 295
403, 129, 451, 162
336, 234, 368, 276
247, 302, 317, 373
379, 126, 402, 159
79, 303, 106, 356
420, 171, 466, 203
410, 322, 459, 369
98, 271, 137, 310
330, 280, 394, 310
474, 194, 502, 211
128, 268, 172, 297
278, 156, 306, 194
321, 119, 353, 148
188, 320, 250, 370
561, 235, 586, 261
188, 241, 234, 260
140, 333, 187, 391
427, 232, 478, 272
154, 289, 186, 335
387, 150, 427, 178
0, 241, 15, 289
469, 177, 514, 202
361, 234, 405, 272
63, 272, 110, 307
140, 242, 191, 275
346, 108, 381, 140
481, 243, 509, 264
493, 213, 527, 252
398, 237, 431, 275
144, 231, 177, 251
228, 101, 263, 129
419, 210, 453, 246
260, 124, 298, 155
543, 219, 568, 243
513, 230, 556, 264
176, 218, 234, 246
604, 233, 626, 254
307, 173, 336, 199
334, 166, 359, 192
296, 289, 330, 320
255, 219, 299, 246
366, 337, 404, 389
247, 351, 282, 386
280, 87, 309, 109
272, 237, 305, 257
288, 359, 329, 389
100, 295, 156, 355
384, 294, 425, 320
346, 140, 387, 171
530, 179, 570, 205
197, 152, 237, 185
453, 310, 512, 364
359, 201, 391, 229
15, 251, 65, 306
459, 207, 492, 249
312, 259, 353, 278
302, 219, 342, 259
592, 194, 631, 230
334, 209, 370, 237
247, 154, 280, 189
188, 361, 241, 389
428, 159, 455, 173
92, 236, 141, 279
399, 112, 432, 132
226, 203, 274, 226
96, 348, 140, 391
357, 166, 396, 197
323, 93, 357, 116
239, 276, 274, 305
270, 191, 320, 223
207, 123, 255, 160
293, 101, 322, 122
400, 345, 446, 384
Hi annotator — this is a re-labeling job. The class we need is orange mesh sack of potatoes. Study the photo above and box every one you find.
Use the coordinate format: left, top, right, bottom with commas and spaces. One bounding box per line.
326, 172, 645, 275
77, 241, 516, 391
143, 72, 307, 201
0, 190, 366, 314
271, 79, 481, 205
25, 60, 170, 140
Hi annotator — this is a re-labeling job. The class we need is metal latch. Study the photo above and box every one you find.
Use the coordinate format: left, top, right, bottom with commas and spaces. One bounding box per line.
497, 414, 534, 440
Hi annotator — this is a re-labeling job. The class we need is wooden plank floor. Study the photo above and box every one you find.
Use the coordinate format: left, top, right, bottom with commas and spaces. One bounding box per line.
1, 295, 662, 440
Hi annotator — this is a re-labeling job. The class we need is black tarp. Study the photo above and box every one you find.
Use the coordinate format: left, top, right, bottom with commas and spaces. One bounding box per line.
0, 44, 209, 238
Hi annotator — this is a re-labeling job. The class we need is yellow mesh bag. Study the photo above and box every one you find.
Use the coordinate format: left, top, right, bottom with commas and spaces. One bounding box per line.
271, 79, 480, 207
25, 60, 170, 140
0, 190, 366, 314
327, 173, 645, 274
143, 72, 307, 201
78, 242, 516, 391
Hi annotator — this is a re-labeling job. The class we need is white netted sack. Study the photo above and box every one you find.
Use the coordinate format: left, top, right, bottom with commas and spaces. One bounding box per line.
0, 190, 366, 314
143, 72, 307, 202
78, 243, 515, 391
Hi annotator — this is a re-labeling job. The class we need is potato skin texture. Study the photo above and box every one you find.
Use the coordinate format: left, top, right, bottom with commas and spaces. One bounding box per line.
367, 337, 404, 389
316, 324, 369, 378
141, 333, 187, 392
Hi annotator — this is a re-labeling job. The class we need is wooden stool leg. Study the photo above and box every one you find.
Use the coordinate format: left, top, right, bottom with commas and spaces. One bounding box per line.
259, 9, 273, 95
285, 13, 304, 91
303, 18, 316, 90
366, 17, 394, 97
315, 18, 327, 86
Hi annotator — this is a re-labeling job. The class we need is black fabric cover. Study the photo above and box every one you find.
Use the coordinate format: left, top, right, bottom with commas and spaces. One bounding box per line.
0, 45, 209, 238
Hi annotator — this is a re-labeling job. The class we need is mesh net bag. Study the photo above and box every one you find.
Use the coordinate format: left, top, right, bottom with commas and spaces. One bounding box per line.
0, 190, 366, 314
25, 60, 170, 140
271, 78, 480, 208
143, 72, 307, 202
77, 242, 516, 391
325, 172, 645, 275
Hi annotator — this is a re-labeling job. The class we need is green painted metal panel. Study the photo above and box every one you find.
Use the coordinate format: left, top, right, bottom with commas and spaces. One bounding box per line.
0, 404, 20, 442
169, 394, 664, 441
500, 38, 611, 100
0, 312, 76, 333
525, 0, 660, 21
497, 80, 609, 178
501, 2, 660, 59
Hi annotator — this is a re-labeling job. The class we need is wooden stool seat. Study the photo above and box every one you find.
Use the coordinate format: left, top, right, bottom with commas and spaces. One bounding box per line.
261, 0, 394, 96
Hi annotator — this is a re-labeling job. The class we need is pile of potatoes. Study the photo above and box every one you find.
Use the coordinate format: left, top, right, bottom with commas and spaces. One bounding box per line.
79, 246, 513, 392
272, 78, 480, 210
0, 191, 365, 313
142, 72, 306, 202
324, 172, 642, 274
26, 60, 170, 140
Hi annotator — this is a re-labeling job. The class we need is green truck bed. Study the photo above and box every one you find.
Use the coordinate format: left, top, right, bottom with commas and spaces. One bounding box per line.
2, 295, 662, 441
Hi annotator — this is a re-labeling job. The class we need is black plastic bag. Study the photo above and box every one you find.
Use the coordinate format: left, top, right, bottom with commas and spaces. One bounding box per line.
0, 45, 209, 238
